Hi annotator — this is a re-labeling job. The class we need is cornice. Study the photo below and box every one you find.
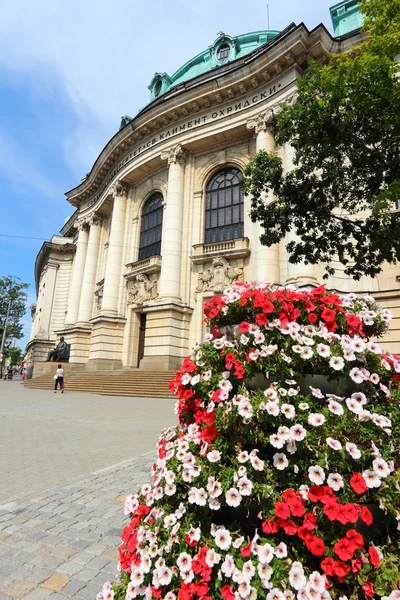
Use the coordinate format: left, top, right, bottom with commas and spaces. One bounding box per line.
34, 241, 76, 295
65, 22, 357, 209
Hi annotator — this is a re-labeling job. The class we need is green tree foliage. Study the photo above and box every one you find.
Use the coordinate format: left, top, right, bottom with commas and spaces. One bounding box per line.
4, 346, 24, 366
241, 0, 400, 279
0, 276, 29, 348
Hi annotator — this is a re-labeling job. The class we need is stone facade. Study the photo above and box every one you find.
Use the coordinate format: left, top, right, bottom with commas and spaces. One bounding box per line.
26, 19, 400, 373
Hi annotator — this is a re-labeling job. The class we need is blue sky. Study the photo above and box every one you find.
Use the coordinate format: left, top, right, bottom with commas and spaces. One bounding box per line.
0, 0, 335, 348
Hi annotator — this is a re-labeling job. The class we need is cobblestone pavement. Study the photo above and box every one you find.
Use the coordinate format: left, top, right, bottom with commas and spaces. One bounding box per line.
0, 381, 176, 503
0, 381, 178, 599
0, 454, 154, 600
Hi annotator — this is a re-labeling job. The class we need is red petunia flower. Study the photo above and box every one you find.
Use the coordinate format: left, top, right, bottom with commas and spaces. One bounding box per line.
361, 506, 373, 526
307, 312, 318, 323
307, 536, 326, 556
320, 557, 337, 576
368, 545, 380, 567
346, 529, 364, 551
200, 425, 218, 443
239, 321, 250, 333
334, 538, 354, 561
255, 313, 268, 326
334, 561, 351, 578
240, 542, 252, 557
262, 518, 280, 534
221, 585, 235, 600
350, 472, 367, 494
362, 583, 375, 598
274, 502, 290, 520
289, 498, 305, 517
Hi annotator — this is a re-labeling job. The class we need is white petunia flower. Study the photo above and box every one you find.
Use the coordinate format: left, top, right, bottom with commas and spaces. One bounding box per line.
238, 450, 249, 463
372, 458, 391, 478
275, 542, 287, 559
363, 470, 381, 488
316, 343, 331, 357
346, 442, 361, 459
273, 453, 289, 470
300, 347, 313, 359
226, 488, 242, 507
308, 465, 325, 485
250, 455, 265, 471
266, 402, 280, 416
349, 367, 365, 384
328, 400, 344, 416
214, 528, 232, 551
327, 472, 344, 491
207, 450, 221, 463
270, 434, 285, 449
256, 542, 275, 564
326, 437, 342, 450
281, 404, 296, 420
289, 563, 307, 591
237, 477, 253, 496
308, 413, 326, 427
346, 398, 363, 415
177, 553, 192, 573
329, 356, 345, 370
289, 424, 307, 441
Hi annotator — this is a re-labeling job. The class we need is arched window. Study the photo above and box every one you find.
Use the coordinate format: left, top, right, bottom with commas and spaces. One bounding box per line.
204, 167, 244, 244
138, 193, 163, 261
217, 43, 230, 61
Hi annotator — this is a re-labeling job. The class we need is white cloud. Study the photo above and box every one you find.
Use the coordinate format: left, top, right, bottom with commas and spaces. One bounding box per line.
0, 0, 334, 176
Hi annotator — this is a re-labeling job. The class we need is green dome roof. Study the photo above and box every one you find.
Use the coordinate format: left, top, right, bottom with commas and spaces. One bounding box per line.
120, 30, 280, 129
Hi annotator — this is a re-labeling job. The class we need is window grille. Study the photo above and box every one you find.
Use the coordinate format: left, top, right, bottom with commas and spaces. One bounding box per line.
138, 193, 163, 260
204, 168, 244, 244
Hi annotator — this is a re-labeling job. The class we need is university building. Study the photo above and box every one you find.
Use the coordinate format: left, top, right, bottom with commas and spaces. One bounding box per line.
26, 0, 400, 376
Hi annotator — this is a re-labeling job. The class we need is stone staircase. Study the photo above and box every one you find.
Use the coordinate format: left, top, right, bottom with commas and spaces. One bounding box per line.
24, 369, 176, 398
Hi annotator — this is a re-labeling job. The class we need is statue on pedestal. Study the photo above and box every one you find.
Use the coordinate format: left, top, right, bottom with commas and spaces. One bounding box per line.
47, 337, 69, 362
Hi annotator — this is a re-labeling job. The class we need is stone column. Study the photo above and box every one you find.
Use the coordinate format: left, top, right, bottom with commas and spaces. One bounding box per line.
284, 142, 318, 287
159, 144, 187, 300
77, 213, 102, 323
101, 181, 129, 315
65, 219, 89, 325
247, 111, 280, 284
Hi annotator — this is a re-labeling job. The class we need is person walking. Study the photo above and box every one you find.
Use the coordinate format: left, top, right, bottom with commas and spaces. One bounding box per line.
54, 364, 64, 393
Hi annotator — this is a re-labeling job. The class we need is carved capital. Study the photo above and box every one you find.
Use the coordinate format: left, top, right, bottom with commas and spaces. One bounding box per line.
110, 180, 129, 199
88, 212, 103, 227
74, 217, 89, 232
246, 109, 274, 134
161, 143, 187, 166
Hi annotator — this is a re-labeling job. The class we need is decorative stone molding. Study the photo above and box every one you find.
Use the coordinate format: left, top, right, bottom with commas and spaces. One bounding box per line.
74, 217, 89, 232
125, 255, 162, 279
160, 143, 187, 166
127, 274, 158, 306
110, 180, 130, 198
194, 256, 243, 300
75, 212, 102, 229
94, 279, 104, 312
88, 213, 103, 227
246, 98, 292, 135
191, 238, 250, 264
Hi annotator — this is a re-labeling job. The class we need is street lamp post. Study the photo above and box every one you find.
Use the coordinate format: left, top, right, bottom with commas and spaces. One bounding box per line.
0, 299, 12, 380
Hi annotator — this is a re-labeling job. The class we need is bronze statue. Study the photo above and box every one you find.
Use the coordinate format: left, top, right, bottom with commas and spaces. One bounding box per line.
47, 337, 69, 362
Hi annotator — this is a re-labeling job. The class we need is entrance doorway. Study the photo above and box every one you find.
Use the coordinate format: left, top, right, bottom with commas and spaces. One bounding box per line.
137, 313, 147, 367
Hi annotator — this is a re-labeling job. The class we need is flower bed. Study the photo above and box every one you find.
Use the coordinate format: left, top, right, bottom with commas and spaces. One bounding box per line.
99, 283, 400, 600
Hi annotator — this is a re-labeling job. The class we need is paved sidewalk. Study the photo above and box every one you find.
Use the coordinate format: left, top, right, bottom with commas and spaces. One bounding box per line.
0, 381, 175, 503
0, 453, 154, 600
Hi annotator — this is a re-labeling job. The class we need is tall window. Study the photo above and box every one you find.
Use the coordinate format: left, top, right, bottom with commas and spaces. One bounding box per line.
204, 167, 244, 244
138, 193, 163, 260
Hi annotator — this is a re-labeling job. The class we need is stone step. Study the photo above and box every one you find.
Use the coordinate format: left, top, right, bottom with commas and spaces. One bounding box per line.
24, 369, 175, 398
